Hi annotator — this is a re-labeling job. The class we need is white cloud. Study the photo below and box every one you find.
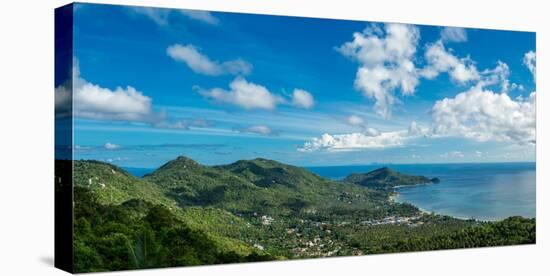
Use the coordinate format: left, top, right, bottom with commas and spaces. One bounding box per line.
420, 41, 479, 84
299, 121, 427, 152
440, 151, 465, 158
440, 27, 468, 43
235, 125, 276, 136
167, 44, 221, 75
346, 115, 365, 127
337, 23, 420, 118
510, 83, 525, 91
222, 59, 253, 76
188, 118, 214, 128
431, 84, 536, 145
523, 50, 536, 81
74, 80, 156, 122
131, 7, 219, 26
55, 82, 72, 118
167, 44, 252, 76
421, 34, 512, 92
299, 131, 407, 152
197, 79, 314, 111
480, 61, 513, 93
345, 115, 380, 136
154, 118, 213, 130
435, 58, 521, 94
292, 89, 315, 109
179, 10, 219, 25
131, 7, 170, 25
408, 121, 429, 136
198, 78, 284, 110
56, 61, 220, 129
68, 62, 162, 124
104, 142, 121, 150
106, 157, 128, 163
475, 150, 483, 157
155, 121, 189, 130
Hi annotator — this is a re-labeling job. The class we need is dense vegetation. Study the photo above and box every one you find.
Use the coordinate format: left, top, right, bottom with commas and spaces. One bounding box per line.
69, 156, 536, 272
343, 167, 439, 189
73, 186, 272, 272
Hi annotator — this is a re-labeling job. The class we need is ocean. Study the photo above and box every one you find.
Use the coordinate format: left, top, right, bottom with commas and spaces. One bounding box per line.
308, 162, 536, 221
124, 162, 536, 221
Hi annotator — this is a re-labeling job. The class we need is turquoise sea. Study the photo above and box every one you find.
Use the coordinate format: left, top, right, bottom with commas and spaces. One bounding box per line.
308, 162, 536, 221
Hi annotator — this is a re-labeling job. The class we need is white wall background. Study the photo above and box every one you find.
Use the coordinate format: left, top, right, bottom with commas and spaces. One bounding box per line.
0, 0, 547, 275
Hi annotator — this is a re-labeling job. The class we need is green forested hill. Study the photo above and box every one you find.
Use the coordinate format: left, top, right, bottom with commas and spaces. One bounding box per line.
73, 186, 272, 272
343, 167, 438, 189
215, 158, 325, 188
72, 160, 273, 272
143, 156, 412, 218
71, 157, 536, 272
73, 160, 174, 206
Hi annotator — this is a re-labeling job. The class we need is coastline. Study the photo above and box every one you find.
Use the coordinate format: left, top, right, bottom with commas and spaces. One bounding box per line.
391, 182, 487, 221
392, 188, 532, 222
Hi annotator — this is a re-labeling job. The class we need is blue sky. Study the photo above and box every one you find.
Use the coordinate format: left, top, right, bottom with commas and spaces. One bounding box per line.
65, 3, 536, 168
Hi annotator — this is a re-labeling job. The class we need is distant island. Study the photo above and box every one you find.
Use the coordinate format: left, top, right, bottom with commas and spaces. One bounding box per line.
65, 156, 536, 272
343, 167, 440, 189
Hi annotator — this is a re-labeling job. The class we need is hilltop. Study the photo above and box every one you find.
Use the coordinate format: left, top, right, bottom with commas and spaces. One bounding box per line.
144, 156, 400, 217
215, 158, 325, 188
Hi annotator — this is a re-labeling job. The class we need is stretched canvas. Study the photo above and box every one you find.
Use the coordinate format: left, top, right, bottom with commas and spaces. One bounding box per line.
55, 2, 536, 273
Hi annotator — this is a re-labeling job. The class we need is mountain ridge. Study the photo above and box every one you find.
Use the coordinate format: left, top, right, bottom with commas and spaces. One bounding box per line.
143, 155, 398, 217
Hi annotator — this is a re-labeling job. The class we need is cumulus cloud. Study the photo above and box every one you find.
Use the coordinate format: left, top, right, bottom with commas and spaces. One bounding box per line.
55, 61, 218, 129
431, 84, 536, 145
167, 44, 252, 76
66, 62, 162, 124
523, 50, 536, 81
74, 78, 158, 123
425, 55, 519, 94
408, 121, 429, 136
299, 121, 427, 152
299, 131, 406, 152
345, 115, 380, 135
440, 27, 468, 43
104, 142, 121, 150
234, 125, 277, 136
292, 89, 315, 109
420, 41, 480, 84
197, 79, 315, 111
337, 23, 420, 118
167, 44, 221, 75
55, 61, 218, 131
480, 61, 512, 93
131, 7, 219, 26
55, 82, 72, 118
197, 78, 284, 110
